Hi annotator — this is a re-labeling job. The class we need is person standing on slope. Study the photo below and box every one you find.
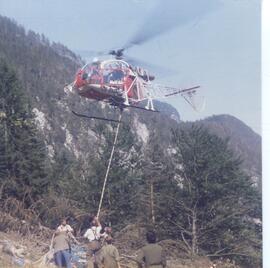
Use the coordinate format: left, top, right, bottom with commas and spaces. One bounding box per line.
99, 236, 121, 268
137, 230, 166, 268
84, 216, 103, 268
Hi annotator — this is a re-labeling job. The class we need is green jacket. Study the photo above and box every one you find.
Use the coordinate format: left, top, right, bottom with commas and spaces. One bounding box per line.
137, 243, 166, 268
99, 244, 120, 268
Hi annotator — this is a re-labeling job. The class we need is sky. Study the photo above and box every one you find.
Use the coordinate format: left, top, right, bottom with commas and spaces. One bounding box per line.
262, 1, 270, 266
0, 0, 261, 134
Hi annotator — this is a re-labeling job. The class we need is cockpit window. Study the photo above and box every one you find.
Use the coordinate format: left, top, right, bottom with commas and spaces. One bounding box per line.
81, 63, 100, 78
108, 70, 124, 81
102, 61, 128, 84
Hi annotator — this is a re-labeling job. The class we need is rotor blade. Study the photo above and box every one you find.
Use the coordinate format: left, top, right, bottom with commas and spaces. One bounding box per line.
124, 0, 220, 50
75, 49, 109, 61
126, 104, 159, 113
125, 55, 176, 77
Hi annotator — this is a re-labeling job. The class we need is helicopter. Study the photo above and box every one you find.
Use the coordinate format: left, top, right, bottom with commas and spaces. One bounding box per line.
71, 49, 200, 110
65, 0, 211, 122
66, 47, 202, 123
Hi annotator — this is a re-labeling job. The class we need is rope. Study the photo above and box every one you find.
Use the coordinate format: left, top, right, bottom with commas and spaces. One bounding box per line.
97, 112, 122, 218
49, 232, 55, 251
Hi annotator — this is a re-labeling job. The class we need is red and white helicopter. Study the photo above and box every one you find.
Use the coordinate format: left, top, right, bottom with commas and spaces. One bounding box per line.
66, 48, 203, 122
65, 4, 206, 122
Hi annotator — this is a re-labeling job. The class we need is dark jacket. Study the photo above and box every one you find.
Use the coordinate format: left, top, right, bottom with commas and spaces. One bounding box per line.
137, 243, 166, 268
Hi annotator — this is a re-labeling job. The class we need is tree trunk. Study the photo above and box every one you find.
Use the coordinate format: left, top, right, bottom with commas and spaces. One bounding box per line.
192, 210, 198, 255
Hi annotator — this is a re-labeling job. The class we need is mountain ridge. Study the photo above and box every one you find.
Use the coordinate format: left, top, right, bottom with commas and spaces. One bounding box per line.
192, 114, 261, 180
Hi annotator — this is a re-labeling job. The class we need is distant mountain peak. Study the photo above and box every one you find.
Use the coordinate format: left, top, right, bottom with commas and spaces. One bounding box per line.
191, 114, 261, 181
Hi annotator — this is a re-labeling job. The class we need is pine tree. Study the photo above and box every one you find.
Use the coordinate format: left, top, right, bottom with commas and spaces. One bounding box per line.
137, 130, 172, 227
0, 60, 49, 205
156, 125, 261, 265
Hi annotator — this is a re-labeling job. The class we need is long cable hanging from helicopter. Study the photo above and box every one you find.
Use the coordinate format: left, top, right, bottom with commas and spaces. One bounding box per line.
96, 111, 122, 218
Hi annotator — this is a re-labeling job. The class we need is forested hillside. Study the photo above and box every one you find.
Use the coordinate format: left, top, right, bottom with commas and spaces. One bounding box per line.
193, 115, 261, 180
0, 15, 262, 267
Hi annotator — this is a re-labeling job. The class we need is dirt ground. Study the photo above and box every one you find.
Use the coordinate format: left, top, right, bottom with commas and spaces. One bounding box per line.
0, 226, 239, 268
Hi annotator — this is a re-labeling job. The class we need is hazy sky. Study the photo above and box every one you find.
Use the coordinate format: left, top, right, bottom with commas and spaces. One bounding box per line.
262, 1, 270, 265
0, 0, 261, 134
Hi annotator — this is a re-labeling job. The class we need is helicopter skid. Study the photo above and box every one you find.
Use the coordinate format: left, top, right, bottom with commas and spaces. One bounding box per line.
72, 110, 122, 123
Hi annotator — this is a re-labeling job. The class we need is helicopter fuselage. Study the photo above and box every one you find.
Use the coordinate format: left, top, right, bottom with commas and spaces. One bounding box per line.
73, 59, 154, 107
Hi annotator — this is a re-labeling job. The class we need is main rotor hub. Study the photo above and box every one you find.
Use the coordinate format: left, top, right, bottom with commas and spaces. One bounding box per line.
109, 48, 125, 59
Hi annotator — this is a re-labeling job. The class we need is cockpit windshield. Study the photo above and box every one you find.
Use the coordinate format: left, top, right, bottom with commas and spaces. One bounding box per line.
80, 60, 130, 88
102, 61, 128, 85
82, 62, 99, 77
